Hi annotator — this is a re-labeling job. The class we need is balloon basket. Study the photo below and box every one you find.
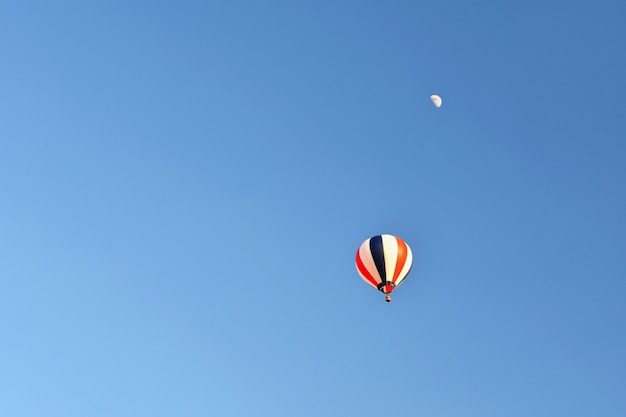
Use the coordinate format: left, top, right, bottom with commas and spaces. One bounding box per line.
385, 295, 391, 302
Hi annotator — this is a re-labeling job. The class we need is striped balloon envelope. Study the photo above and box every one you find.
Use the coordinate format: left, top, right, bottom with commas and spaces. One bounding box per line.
356, 234, 413, 302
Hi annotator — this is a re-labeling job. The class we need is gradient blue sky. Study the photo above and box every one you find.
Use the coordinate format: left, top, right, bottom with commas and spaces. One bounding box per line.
1, 1, 625, 416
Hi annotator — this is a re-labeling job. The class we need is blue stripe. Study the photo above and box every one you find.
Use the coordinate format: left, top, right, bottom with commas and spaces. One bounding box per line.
369, 235, 386, 290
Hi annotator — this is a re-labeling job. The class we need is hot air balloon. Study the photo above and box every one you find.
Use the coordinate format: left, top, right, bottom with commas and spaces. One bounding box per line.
355, 234, 413, 302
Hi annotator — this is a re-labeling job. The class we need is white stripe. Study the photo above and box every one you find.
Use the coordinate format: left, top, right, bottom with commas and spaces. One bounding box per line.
381, 234, 398, 283
356, 252, 378, 289
394, 244, 413, 287
358, 239, 383, 285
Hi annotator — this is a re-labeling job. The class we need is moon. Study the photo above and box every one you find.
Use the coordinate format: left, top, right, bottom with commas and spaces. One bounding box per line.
430, 94, 442, 108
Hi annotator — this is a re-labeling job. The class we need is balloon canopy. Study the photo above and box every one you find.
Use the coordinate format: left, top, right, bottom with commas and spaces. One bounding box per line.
356, 234, 413, 302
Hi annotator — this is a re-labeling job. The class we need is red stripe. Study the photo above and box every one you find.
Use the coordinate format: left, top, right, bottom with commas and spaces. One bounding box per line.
356, 249, 378, 288
392, 236, 408, 284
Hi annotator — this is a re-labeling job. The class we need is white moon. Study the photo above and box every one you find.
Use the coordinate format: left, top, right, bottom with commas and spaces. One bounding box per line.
430, 94, 442, 108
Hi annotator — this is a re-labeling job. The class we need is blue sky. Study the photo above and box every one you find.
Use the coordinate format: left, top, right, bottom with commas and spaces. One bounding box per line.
1, 1, 625, 416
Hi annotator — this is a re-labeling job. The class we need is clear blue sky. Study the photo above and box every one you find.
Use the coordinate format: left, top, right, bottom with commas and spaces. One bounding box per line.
1, 1, 625, 416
